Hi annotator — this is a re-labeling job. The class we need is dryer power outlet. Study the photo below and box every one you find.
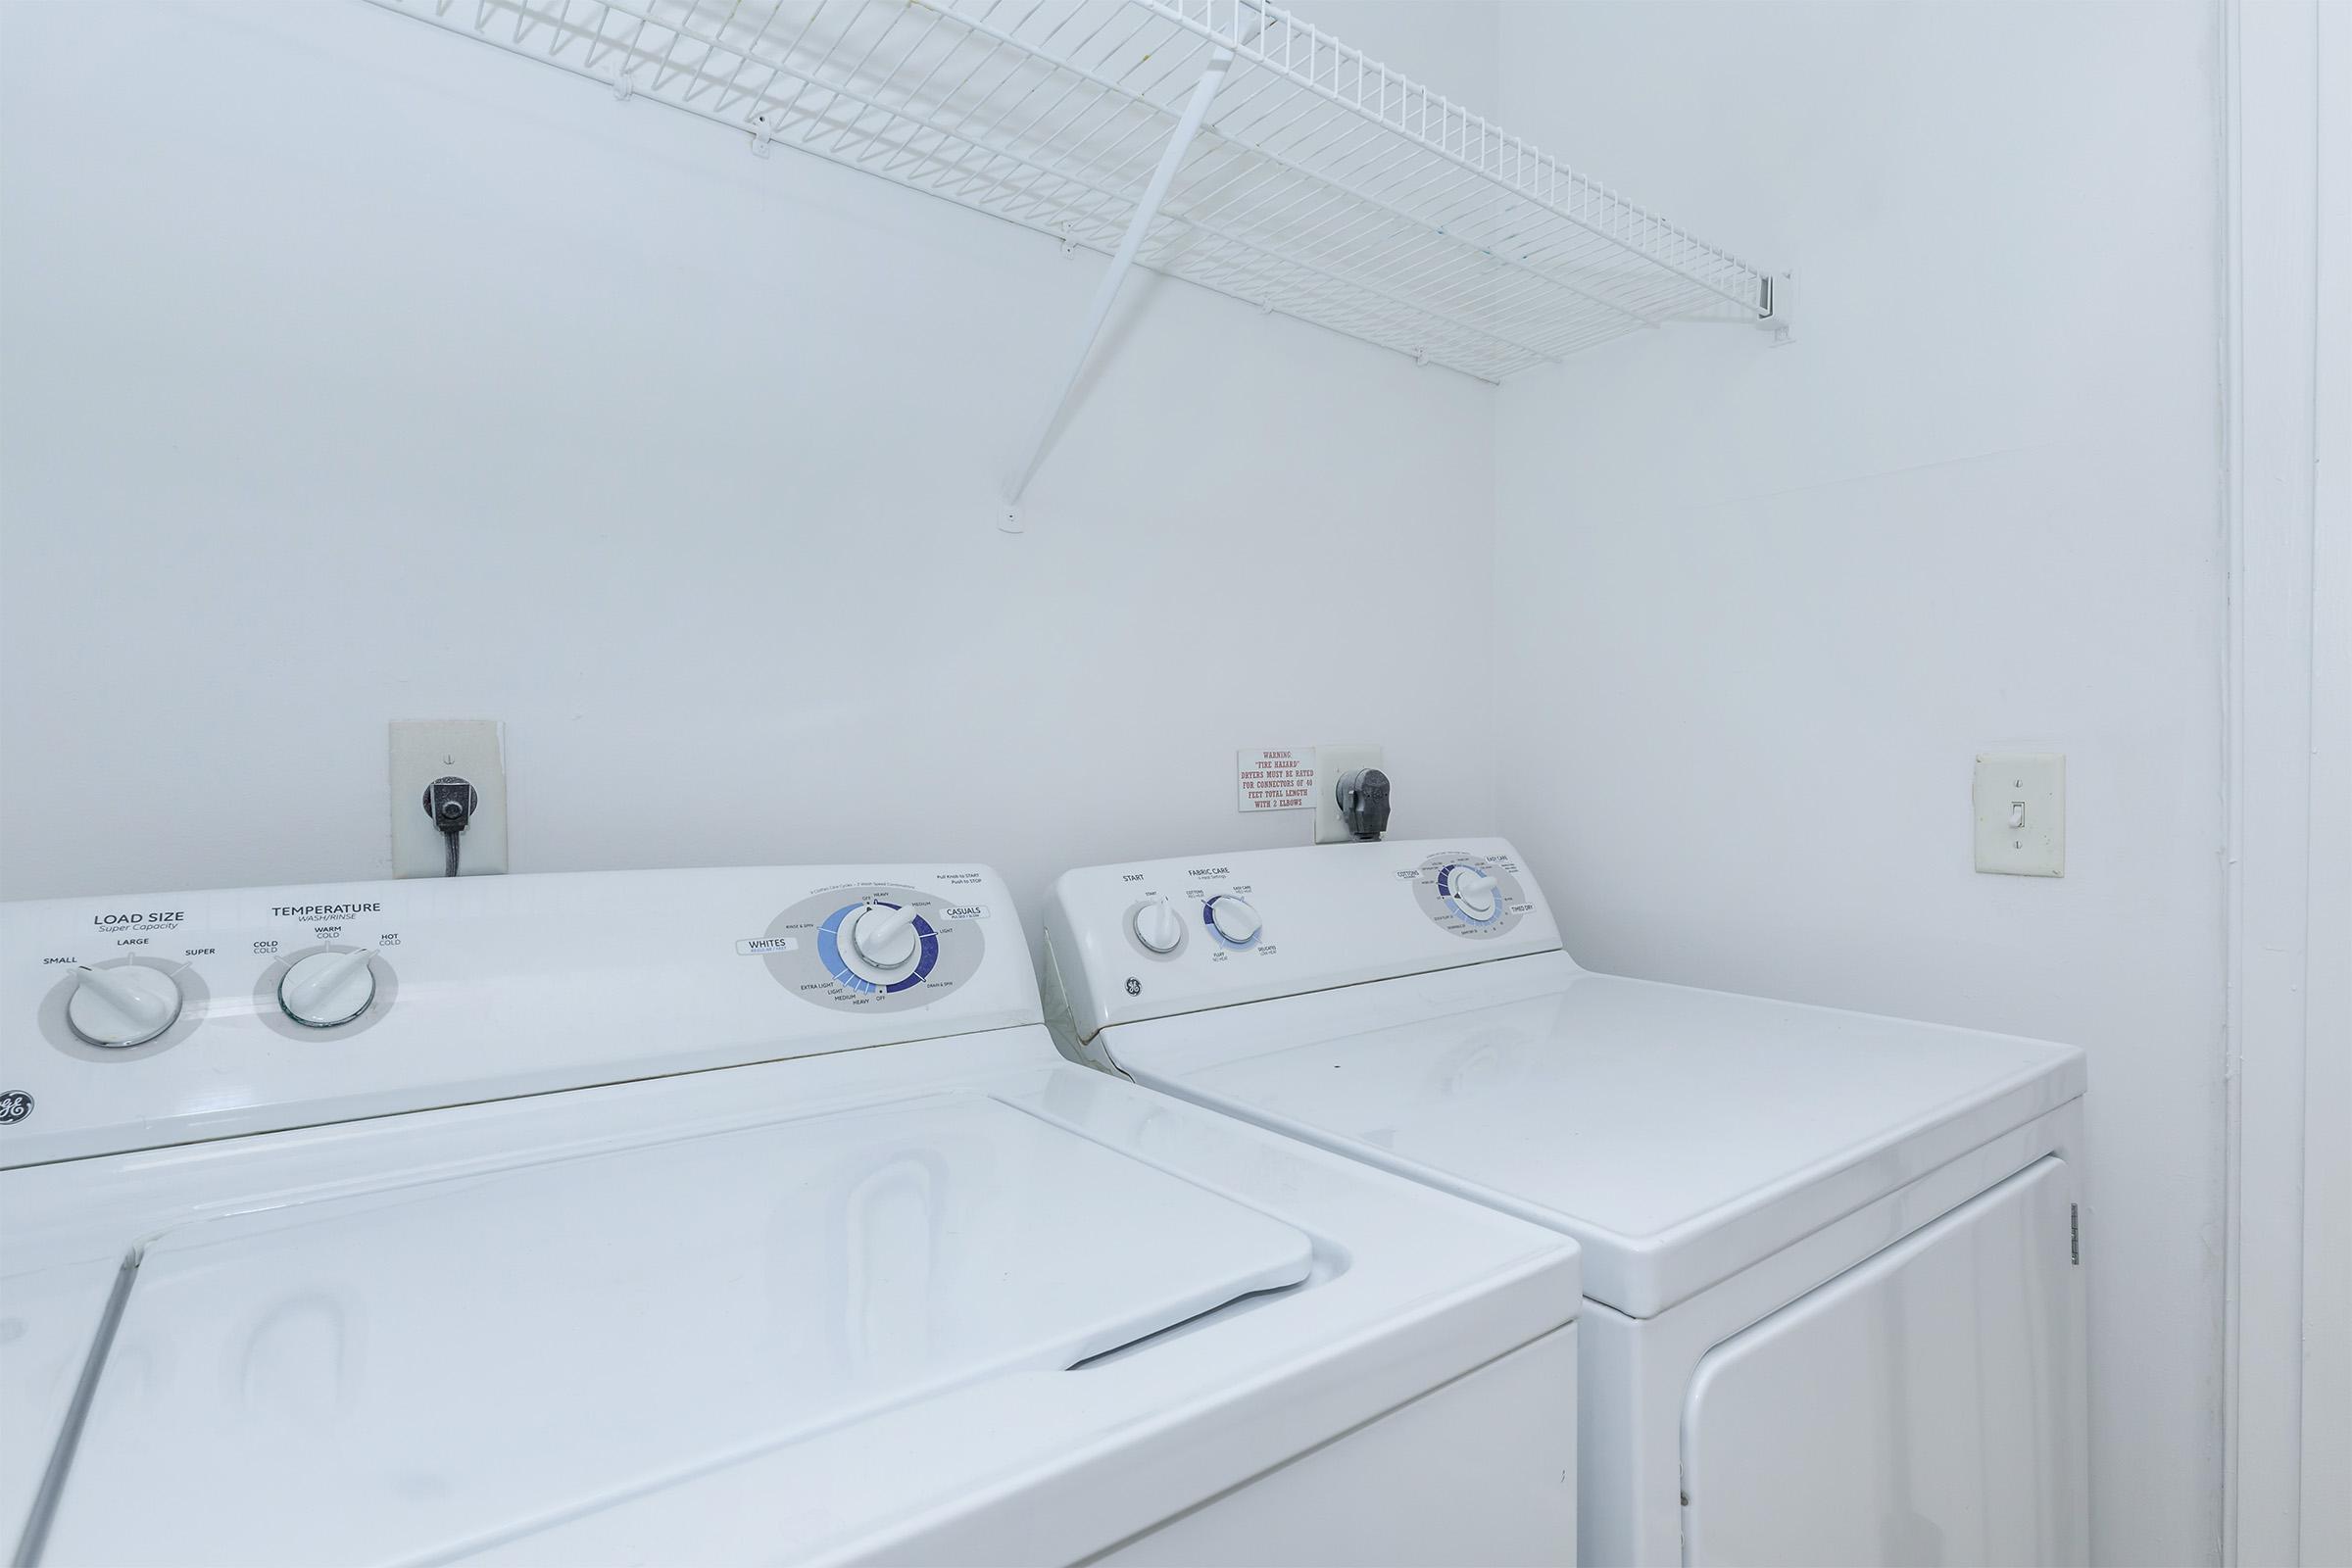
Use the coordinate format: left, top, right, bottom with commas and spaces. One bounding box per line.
390, 720, 509, 877
1312, 745, 1385, 845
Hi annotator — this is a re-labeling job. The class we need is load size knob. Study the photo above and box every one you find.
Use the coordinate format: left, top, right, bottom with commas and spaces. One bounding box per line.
68, 963, 184, 1048
849, 903, 921, 970
1447, 867, 1499, 919
1206, 896, 1262, 947
1132, 898, 1184, 955
278, 949, 378, 1028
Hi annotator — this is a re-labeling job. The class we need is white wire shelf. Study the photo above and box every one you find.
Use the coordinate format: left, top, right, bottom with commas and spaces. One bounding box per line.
369, 0, 1776, 384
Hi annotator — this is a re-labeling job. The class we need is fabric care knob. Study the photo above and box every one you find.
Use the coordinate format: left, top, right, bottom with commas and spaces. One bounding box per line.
1207, 897, 1261, 946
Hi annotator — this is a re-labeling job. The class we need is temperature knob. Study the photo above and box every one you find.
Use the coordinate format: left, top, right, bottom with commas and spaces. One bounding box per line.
1132, 898, 1184, 954
1447, 867, 1499, 919
1206, 896, 1262, 947
849, 903, 921, 970
279, 949, 378, 1028
68, 963, 184, 1048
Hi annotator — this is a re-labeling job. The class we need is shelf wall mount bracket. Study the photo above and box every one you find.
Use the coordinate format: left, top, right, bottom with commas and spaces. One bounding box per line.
998, 46, 1236, 532
1759, 269, 1796, 346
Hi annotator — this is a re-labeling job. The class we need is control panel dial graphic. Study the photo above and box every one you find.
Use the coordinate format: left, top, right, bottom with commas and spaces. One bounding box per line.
1411, 853, 1528, 939
67, 963, 183, 1048
760, 885, 984, 1012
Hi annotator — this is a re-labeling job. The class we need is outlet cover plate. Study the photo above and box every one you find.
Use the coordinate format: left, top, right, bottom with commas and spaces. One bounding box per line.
390, 720, 509, 878
1313, 743, 1385, 846
1974, 752, 2064, 877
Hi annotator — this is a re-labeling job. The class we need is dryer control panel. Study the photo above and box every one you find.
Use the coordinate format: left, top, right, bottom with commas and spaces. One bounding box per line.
1041, 838, 1560, 1049
0, 865, 1035, 1168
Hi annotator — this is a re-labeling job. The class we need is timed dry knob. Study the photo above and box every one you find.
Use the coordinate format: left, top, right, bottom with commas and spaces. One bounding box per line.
1447, 867, 1499, 919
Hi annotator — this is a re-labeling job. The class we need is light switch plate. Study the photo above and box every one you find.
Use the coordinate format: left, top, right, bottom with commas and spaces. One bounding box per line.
1974, 753, 2064, 877
1313, 743, 1385, 846
390, 720, 509, 878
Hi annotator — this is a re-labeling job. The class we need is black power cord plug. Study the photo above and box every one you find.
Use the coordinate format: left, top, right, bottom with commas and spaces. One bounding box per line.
1335, 767, 1391, 841
423, 776, 479, 878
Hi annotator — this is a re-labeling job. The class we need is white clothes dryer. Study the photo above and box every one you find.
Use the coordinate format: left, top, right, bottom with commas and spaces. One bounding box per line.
1043, 838, 2088, 1567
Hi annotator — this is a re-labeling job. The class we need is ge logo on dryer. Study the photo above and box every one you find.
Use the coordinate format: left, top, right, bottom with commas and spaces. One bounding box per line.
0, 1091, 31, 1126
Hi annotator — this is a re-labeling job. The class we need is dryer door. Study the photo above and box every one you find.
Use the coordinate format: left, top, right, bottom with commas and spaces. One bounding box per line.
1680, 1156, 2087, 1567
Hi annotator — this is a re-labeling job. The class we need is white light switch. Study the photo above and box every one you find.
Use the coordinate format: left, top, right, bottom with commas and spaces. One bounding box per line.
1974, 753, 2064, 877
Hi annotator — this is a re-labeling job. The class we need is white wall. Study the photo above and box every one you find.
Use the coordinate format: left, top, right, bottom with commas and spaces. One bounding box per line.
0, 4, 2255, 1560
1491, 5, 2226, 1564
0, 0, 1497, 939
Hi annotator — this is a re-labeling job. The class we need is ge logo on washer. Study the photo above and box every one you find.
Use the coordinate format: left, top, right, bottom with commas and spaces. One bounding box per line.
0, 1091, 31, 1126
1125, 977, 1143, 997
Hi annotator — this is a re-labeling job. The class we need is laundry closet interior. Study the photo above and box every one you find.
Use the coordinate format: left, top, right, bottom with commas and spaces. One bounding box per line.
0, 2, 2342, 1567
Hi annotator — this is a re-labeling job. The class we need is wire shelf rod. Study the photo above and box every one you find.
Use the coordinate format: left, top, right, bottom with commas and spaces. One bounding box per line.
368, 0, 1776, 389
1142, 0, 1761, 314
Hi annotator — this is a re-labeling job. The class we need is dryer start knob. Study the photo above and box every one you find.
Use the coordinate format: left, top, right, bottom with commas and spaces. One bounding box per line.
850, 903, 921, 970
68, 963, 184, 1048
1132, 898, 1184, 954
279, 949, 379, 1028
1207, 896, 1262, 947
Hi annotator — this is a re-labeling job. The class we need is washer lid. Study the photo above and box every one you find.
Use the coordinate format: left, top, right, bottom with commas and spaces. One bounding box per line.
1102, 955, 2084, 1318
31, 1094, 1311, 1567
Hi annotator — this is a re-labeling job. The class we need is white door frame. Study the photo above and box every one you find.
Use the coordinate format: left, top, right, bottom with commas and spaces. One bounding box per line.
2221, 4, 2348, 1564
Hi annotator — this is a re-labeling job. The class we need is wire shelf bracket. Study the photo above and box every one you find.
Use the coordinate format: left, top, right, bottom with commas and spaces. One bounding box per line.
365, 0, 1783, 524
1004, 44, 1232, 528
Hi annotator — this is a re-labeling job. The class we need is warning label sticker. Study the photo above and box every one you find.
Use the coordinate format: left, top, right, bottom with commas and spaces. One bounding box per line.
1237, 748, 1317, 812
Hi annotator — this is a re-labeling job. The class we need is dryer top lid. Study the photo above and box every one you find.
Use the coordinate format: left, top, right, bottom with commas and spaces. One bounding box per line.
1102, 953, 2084, 1317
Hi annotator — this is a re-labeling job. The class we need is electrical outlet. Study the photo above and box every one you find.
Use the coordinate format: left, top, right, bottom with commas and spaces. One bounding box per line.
1973, 752, 2064, 877
390, 720, 509, 878
1312, 743, 1385, 845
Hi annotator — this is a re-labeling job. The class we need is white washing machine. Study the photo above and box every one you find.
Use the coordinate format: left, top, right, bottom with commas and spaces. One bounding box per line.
1042, 838, 2089, 1567
0, 864, 1582, 1567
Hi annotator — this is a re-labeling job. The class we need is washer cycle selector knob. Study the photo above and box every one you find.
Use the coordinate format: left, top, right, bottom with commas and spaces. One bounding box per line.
279, 949, 379, 1028
1132, 898, 1184, 954
68, 963, 184, 1048
1447, 867, 1500, 919
849, 903, 921, 970
1206, 896, 1262, 947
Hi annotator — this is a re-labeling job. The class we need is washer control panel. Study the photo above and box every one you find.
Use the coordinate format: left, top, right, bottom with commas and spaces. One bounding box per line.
1, 865, 1036, 1167
1043, 837, 1559, 1045
760, 884, 988, 1012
